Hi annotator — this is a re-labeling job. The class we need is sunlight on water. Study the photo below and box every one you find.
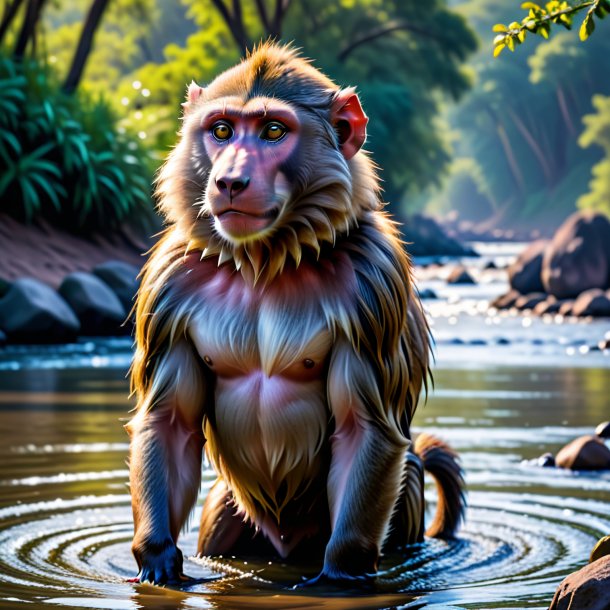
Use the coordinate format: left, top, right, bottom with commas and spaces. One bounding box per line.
0, 347, 608, 609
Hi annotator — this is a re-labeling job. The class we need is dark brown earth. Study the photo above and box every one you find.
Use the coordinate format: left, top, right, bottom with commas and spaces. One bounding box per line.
0, 214, 151, 290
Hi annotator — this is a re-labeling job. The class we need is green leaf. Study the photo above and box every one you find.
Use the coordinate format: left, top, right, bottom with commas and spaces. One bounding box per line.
29, 173, 62, 211
19, 177, 41, 219
0, 131, 21, 156
0, 166, 16, 196
580, 12, 595, 40
493, 43, 507, 57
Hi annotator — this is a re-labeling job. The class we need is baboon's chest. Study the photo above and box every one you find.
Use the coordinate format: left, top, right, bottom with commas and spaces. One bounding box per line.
188, 263, 336, 382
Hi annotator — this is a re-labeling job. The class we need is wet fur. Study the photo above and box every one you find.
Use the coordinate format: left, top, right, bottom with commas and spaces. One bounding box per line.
128, 42, 464, 579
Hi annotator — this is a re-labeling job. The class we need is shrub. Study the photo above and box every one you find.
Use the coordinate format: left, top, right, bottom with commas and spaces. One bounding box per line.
0, 54, 156, 233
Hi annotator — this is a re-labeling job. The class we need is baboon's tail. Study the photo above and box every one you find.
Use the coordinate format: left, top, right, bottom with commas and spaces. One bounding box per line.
414, 433, 466, 539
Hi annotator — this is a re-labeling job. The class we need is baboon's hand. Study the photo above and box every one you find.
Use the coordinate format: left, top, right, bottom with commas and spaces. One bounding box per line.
132, 539, 186, 585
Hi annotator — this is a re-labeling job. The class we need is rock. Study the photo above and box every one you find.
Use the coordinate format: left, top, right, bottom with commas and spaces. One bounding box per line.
533, 296, 562, 315
590, 536, 610, 563
595, 421, 610, 438
514, 292, 547, 311
536, 297, 573, 315
494, 337, 510, 345
93, 260, 140, 313
0, 278, 79, 343
549, 555, 610, 610
418, 288, 438, 300
508, 239, 547, 294
542, 211, 610, 299
59, 272, 127, 336
555, 436, 610, 470
484, 261, 497, 270
572, 288, 610, 317
402, 214, 478, 257
447, 266, 476, 285
0, 277, 10, 298
491, 290, 520, 310
559, 301, 575, 316
538, 453, 555, 467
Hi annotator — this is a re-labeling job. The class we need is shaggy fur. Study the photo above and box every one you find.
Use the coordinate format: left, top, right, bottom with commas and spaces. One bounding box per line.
128, 42, 464, 582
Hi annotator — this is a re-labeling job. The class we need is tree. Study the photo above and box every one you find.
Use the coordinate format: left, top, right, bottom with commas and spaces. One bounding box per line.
62, 0, 110, 93
13, 0, 48, 59
493, 0, 610, 57
108, 1, 478, 217
0, 0, 25, 45
433, 0, 610, 228
577, 95, 610, 214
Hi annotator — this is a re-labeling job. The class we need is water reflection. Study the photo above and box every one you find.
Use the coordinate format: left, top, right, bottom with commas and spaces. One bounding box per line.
0, 356, 608, 610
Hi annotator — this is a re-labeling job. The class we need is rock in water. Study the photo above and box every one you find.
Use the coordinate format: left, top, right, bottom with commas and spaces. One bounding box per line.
549, 555, 610, 610
418, 288, 438, 300
595, 422, 610, 438
542, 212, 610, 299
401, 214, 477, 257
572, 289, 610, 317
559, 300, 575, 316
514, 292, 547, 311
93, 260, 140, 312
555, 436, 610, 470
59, 272, 127, 335
533, 296, 565, 315
590, 536, 610, 563
447, 266, 476, 285
491, 290, 521, 310
0, 278, 80, 342
508, 239, 547, 294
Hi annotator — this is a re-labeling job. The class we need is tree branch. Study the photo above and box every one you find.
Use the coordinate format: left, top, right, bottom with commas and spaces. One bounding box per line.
0, 0, 25, 45
210, 0, 249, 55
62, 0, 110, 94
338, 20, 443, 62
13, 0, 46, 60
254, 0, 271, 32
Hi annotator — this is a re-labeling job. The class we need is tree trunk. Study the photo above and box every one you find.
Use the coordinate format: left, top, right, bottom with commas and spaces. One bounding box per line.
13, 0, 46, 59
506, 107, 554, 187
556, 85, 576, 137
0, 0, 25, 45
210, 0, 249, 56
62, 0, 110, 94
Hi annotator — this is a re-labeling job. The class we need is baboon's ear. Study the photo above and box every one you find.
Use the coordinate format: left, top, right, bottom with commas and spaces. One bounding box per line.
331, 87, 368, 160
181, 81, 205, 113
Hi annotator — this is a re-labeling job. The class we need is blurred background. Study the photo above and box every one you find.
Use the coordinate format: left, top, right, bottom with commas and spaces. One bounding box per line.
0, 2, 609, 609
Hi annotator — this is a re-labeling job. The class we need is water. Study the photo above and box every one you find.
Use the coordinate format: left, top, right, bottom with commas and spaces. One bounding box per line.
1, 242, 609, 609
0, 347, 608, 610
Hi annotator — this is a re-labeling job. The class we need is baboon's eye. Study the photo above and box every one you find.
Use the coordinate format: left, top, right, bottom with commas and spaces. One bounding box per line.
211, 122, 233, 142
261, 122, 287, 142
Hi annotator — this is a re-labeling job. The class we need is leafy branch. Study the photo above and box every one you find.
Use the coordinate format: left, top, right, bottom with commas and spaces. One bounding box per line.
493, 0, 610, 57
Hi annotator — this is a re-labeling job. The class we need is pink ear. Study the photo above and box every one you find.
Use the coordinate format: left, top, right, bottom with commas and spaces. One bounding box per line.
181, 81, 204, 112
331, 88, 368, 160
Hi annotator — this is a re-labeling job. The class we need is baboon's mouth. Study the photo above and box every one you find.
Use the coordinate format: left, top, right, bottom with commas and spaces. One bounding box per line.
216, 207, 279, 220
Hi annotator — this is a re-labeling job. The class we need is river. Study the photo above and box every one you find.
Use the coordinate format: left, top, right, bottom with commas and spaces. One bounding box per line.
0, 250, 608, 609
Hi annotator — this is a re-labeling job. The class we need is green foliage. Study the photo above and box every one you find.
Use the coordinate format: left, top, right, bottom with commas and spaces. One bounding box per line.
283, 0, 478, 211
578, 95, 610, 213
493, 0, 610, 56
0, 54, 155, 231
94, 0, 478, 216
440, 1, 610, 226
